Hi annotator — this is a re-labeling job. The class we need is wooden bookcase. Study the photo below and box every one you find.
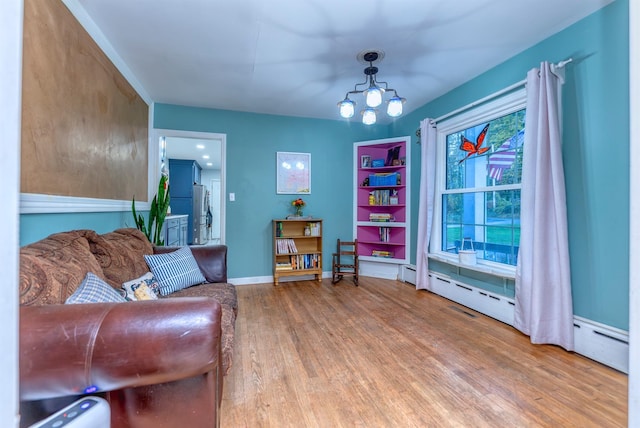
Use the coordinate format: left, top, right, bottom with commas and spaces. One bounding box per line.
354, 137, 410, 273
272, 219, 323, 285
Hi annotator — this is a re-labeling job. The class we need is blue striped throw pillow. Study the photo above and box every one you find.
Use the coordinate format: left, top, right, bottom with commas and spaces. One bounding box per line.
66, 272, 126, 304
144, 246, 206, 296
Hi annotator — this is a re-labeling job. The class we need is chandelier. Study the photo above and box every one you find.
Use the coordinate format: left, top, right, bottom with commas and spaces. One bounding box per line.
337, 51, 406, 125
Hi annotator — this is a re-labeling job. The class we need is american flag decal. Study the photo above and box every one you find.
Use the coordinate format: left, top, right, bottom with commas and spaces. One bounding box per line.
487, 129, 523, 181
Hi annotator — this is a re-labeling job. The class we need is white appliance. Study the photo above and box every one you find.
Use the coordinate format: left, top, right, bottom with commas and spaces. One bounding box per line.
29, 397, 110, 428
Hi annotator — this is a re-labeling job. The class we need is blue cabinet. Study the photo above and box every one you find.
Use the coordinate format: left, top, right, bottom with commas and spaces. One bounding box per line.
168, 159, 203, 244
169, 159, 202, 197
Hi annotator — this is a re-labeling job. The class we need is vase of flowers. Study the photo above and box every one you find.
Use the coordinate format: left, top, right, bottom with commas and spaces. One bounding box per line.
292, 198, 305, 217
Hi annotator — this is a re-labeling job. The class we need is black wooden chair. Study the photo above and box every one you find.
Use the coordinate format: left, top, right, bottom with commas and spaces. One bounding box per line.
331, 239, 358, 285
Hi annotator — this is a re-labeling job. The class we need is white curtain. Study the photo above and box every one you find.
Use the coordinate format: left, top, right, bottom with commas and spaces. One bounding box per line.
515, 62, 574, 351
416, 119, 437, 290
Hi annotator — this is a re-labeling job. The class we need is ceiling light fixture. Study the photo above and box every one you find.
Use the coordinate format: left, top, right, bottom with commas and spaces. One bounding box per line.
337, 51, 406, 125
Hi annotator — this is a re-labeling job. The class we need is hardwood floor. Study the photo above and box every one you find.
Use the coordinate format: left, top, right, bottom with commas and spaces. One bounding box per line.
221, 277, 627, 427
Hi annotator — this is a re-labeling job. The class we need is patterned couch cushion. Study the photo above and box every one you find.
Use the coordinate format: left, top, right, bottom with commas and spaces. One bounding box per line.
84, 228, 154, 288
20, 230, 106, 306
168, 282, 238, 316
167, 282, 237, 375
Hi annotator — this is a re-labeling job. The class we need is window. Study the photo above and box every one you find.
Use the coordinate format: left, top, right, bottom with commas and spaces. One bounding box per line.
432, 89, 526, 269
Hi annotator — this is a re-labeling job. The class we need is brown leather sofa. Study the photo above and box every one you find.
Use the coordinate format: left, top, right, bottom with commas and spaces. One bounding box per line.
18, 228, 237, 428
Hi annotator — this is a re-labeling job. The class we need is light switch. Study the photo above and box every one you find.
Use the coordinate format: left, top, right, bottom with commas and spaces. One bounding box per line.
229, 193, 235, 201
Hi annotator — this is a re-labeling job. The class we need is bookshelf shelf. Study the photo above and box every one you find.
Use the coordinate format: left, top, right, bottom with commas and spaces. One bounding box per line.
272, 219, 323, 285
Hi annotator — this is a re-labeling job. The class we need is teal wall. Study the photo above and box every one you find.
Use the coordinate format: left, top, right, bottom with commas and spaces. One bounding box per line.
153, 107, 387, 278
392, 0, 630, 330
21, 211, 135, 244
20, 0, 629, 329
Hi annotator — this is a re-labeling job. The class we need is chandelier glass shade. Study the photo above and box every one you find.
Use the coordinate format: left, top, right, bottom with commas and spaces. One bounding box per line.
362, 107, 377, 125
337, 51, 406, 125
387, 95, 404, 117
339, 98, 355, 118
364, 86, 383, 107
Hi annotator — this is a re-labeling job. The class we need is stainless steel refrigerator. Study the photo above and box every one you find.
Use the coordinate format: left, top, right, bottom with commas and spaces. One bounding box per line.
192, 184, 207, 245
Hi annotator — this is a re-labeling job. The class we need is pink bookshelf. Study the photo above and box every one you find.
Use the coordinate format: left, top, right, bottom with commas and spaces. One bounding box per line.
354, 137, 410, 266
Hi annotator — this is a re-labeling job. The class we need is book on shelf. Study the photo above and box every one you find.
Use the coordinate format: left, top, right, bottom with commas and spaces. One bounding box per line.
371, 249, 394, 258
379, 227, 390, 242
307, 222, 321, 236
275, 262, 293, 271
368, 189, 400, 206
276, 238, 298, 254
369, 213, 393, 222
289, 253, 320, 270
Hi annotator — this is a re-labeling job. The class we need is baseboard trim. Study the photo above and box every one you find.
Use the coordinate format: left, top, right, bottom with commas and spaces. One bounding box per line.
229, 275, 272, 285
359, 260, 400, 280
428, 272, 515, 326
399, 265, 629, 373
230, 271, 332, 286
573, 316, 629, 373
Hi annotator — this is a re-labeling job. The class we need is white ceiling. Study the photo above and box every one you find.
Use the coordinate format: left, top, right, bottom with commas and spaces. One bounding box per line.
165, 136, 222, 170
77, 0, 612, 125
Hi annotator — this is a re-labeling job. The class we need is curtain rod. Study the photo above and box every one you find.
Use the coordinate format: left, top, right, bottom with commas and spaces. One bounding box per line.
416, 58, 572, 141
433, 58, 572, 124
432, 78, 526, 124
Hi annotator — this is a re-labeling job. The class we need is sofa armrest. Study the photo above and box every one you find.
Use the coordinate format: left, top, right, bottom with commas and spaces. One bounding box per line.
154, 244, 228, 283
20, 297, 222, 401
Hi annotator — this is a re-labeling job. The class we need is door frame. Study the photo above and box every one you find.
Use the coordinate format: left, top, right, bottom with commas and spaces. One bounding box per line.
152, 128, 227, 245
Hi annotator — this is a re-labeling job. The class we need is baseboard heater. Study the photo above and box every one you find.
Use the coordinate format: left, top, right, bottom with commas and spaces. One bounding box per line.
400, 264, 629, 373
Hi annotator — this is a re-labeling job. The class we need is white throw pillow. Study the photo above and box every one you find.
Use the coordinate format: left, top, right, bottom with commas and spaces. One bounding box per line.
122, 272, 160, 301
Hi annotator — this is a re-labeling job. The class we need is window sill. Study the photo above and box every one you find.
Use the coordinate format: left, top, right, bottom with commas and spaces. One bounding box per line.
428, 253, 516, 280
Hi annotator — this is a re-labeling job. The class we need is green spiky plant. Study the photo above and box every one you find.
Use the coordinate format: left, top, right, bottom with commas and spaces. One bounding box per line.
132, 174, 170, 245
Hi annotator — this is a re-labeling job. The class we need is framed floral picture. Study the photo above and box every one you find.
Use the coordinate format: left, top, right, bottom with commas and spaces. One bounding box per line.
276, 152, 311, 194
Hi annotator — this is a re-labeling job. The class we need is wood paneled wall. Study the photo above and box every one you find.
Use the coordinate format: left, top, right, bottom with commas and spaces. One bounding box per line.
21, 0, 149, 202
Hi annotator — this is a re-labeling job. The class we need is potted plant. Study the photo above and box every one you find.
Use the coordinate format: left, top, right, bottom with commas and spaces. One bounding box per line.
132, 174, 170, 245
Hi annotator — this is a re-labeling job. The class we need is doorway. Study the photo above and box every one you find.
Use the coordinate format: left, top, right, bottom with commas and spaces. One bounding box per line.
153, 128, 226, 245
